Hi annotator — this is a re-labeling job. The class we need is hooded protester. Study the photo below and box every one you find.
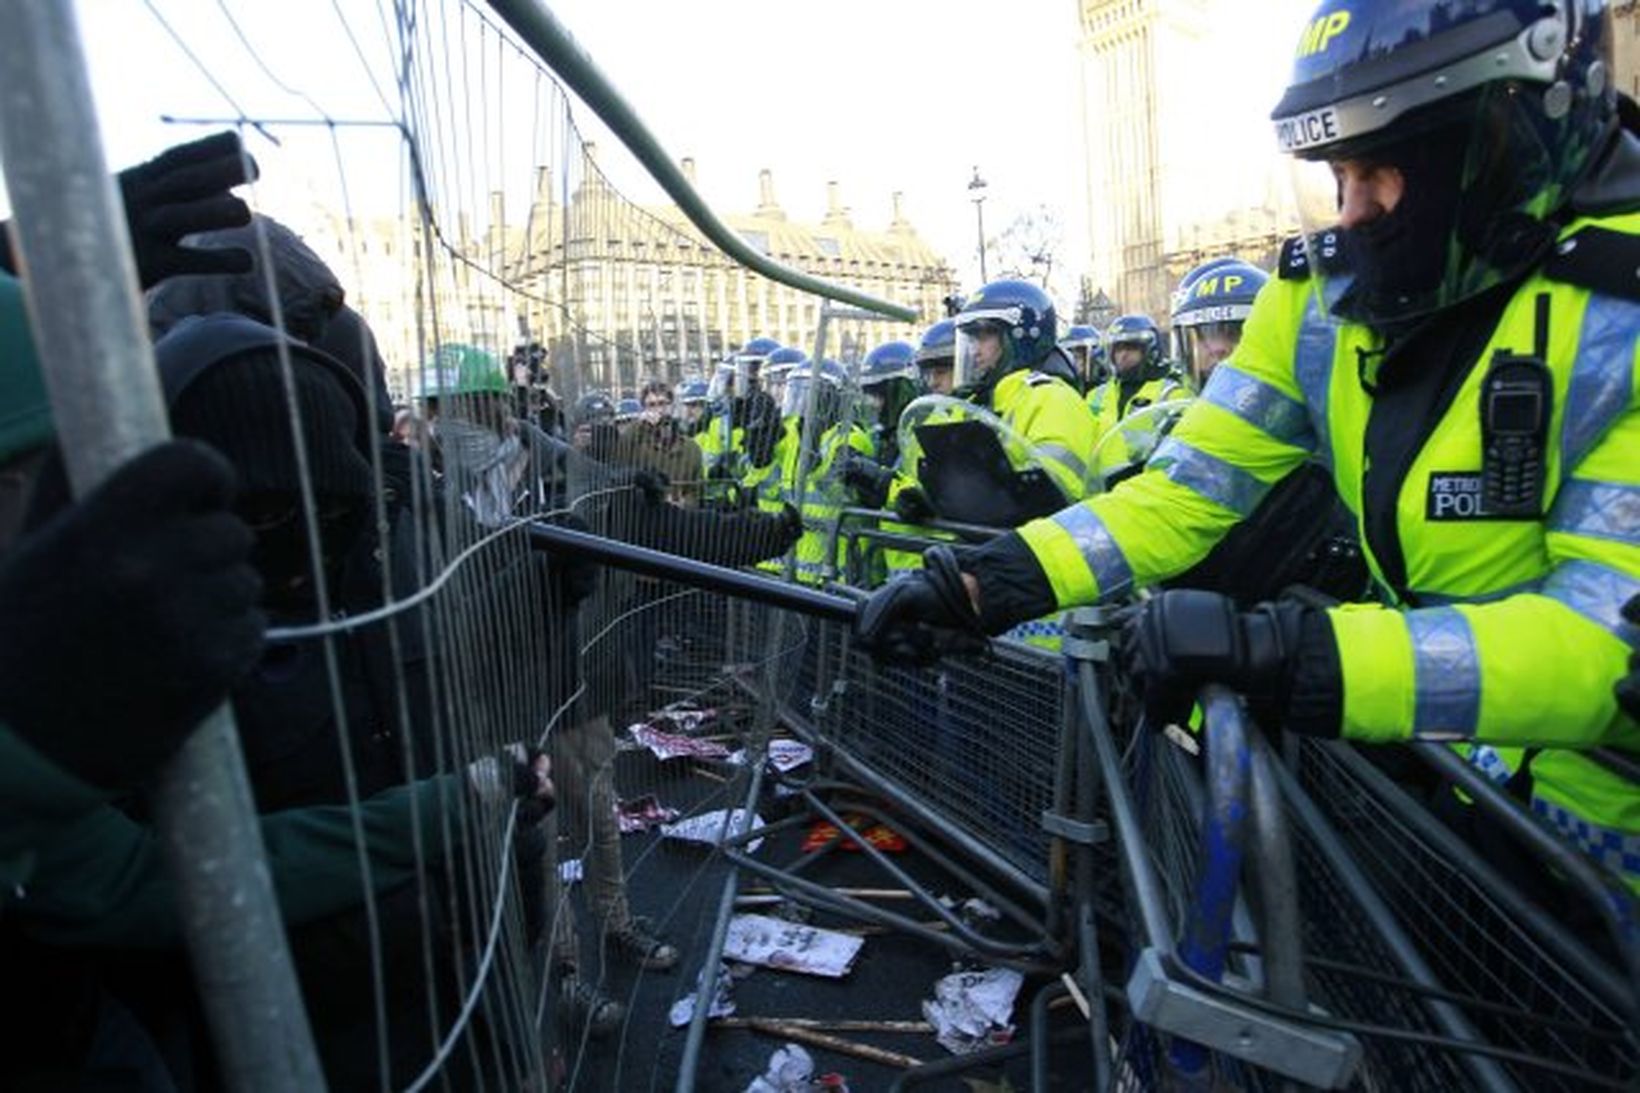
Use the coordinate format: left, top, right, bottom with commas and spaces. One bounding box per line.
147, 212, 397, 435
0, 282, 550, 1090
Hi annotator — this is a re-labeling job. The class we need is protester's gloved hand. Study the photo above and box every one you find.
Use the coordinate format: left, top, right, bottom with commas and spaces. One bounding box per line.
617, 467, 669, 505
0, 441, 265, 790
1119, 590, 1307, 731
892, 485, 935, 524
118, 131, 258, 288
0, 132, 258, 286
854, 545, 986, 664
840, 453, 894, 510
775, 502, 803, 553
1617, 595, 1640, 722
466, 744, 555, 820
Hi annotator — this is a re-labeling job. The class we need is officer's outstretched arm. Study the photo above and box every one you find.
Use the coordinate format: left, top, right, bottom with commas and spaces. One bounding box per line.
956, 282, 1320, 633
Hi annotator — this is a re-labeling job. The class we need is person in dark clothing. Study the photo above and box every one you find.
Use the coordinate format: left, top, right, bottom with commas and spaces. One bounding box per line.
145, 314, 555, 1089
431, 383, 801, 1032
147, 212, 397, 435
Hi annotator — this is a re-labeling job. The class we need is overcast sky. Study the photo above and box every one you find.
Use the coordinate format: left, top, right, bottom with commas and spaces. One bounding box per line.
4, 0, 1315, 297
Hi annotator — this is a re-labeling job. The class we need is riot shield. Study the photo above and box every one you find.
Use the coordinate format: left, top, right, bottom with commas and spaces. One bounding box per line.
896, 394, 1090, 527
1091, 396, 1194, 487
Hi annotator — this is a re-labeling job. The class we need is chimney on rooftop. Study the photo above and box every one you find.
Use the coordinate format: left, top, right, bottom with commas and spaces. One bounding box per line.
889, 191, 911, 232
755, 168, 784, 220
681, 156, 697, 185
823, 181, 851, 228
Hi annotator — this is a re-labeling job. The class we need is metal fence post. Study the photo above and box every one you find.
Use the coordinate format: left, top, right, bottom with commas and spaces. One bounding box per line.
0, 4, 326, 1090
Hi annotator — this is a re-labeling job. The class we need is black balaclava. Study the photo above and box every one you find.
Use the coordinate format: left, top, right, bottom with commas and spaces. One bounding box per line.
1341, 122, 1470, 325
170, 350, 373, 616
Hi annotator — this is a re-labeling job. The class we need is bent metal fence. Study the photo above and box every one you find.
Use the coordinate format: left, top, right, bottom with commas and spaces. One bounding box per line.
15, 1, 1638, 1090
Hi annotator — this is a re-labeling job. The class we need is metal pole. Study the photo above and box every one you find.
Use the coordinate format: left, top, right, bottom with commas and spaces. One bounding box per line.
968, 166, 989, 284
675, 758, 768, 1093
0, 4, 325, 1091
525, 519, 859, 624
483, 0, 916, 323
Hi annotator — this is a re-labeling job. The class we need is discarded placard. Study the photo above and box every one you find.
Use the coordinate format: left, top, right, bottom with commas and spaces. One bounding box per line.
724, 914, 864, 979
800, 816, 907, 854
921, 967, 1023, 1055
630, 724, 732, 761
662, 808, 765, 854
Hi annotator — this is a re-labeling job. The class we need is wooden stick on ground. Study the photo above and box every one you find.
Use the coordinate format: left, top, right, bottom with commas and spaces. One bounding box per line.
712, 1017, 933, 1034
717, 1018, 926, 1068
738, 886, 913, 901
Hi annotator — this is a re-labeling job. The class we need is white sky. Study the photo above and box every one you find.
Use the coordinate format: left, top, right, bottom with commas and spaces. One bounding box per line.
4, 0, 1316, 298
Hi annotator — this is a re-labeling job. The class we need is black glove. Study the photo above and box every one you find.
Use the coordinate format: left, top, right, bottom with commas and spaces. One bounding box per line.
893, 485, 935, 524
1617, 595, 1640, 722
117, 132, 258, 288
707, 457, 736, 482
1119, 590, 1308, 731
841, 453, 894, 510
0, 133, 257, 287
855, 545, 987, 665
618, 467, 669, 505
775, 502, 803, 552
0, 441, 266, 790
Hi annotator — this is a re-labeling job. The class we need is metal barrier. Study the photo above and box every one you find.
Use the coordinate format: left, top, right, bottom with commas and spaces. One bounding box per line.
541, 521, 1640, 1090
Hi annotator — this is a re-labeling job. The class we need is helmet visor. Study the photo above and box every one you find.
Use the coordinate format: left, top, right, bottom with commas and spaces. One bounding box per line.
953, 318, 1014, 390
1177, 321, 1245, 387
1287, 81, 1587, 327
780, 374, 811, 419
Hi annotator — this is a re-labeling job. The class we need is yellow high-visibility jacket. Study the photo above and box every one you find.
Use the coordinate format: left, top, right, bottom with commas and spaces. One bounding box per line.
1017, 215, 1640, 887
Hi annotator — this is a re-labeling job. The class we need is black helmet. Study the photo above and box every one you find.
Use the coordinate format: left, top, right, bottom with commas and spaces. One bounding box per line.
1273, 0, 1620, 325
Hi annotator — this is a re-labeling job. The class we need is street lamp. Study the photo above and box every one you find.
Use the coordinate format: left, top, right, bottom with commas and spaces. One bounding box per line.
967, 166, 988, 284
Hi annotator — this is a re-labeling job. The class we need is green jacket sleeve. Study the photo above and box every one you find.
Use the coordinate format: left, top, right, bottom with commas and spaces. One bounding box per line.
0, 724, 111, 899
9, 774, 464, 948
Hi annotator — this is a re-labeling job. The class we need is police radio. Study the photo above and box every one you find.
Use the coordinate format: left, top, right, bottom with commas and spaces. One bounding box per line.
1479, 350, 1551, 518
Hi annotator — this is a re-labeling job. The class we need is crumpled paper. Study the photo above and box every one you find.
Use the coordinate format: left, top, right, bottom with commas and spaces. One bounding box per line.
615, 793, 680, 833
744, 1043, 813, 1093
668, 962, 736, 1028
727, 739, 814, 773
921, 967, 1024, 1055
661, 808, 765, 854
649, 705, 717, 735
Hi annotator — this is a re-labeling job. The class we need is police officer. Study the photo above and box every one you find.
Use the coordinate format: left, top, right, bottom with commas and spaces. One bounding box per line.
1060, 324, 1108, 392
860, 0, 1640, 891
1086, 313, 1189, 484
677, 375, 709, 432
699, 336, 781, 486
767, 359, 874, 583
951, 279, 1095, 505
856, 340, 922, 467
915, 318, 958, 395
1171, 258, 1269, 389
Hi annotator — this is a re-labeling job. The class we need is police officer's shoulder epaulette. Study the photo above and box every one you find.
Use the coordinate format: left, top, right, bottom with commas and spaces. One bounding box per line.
1025, 370, 1057, 386
1278, 235, 1310, 281
1543, 227, 1640, 303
